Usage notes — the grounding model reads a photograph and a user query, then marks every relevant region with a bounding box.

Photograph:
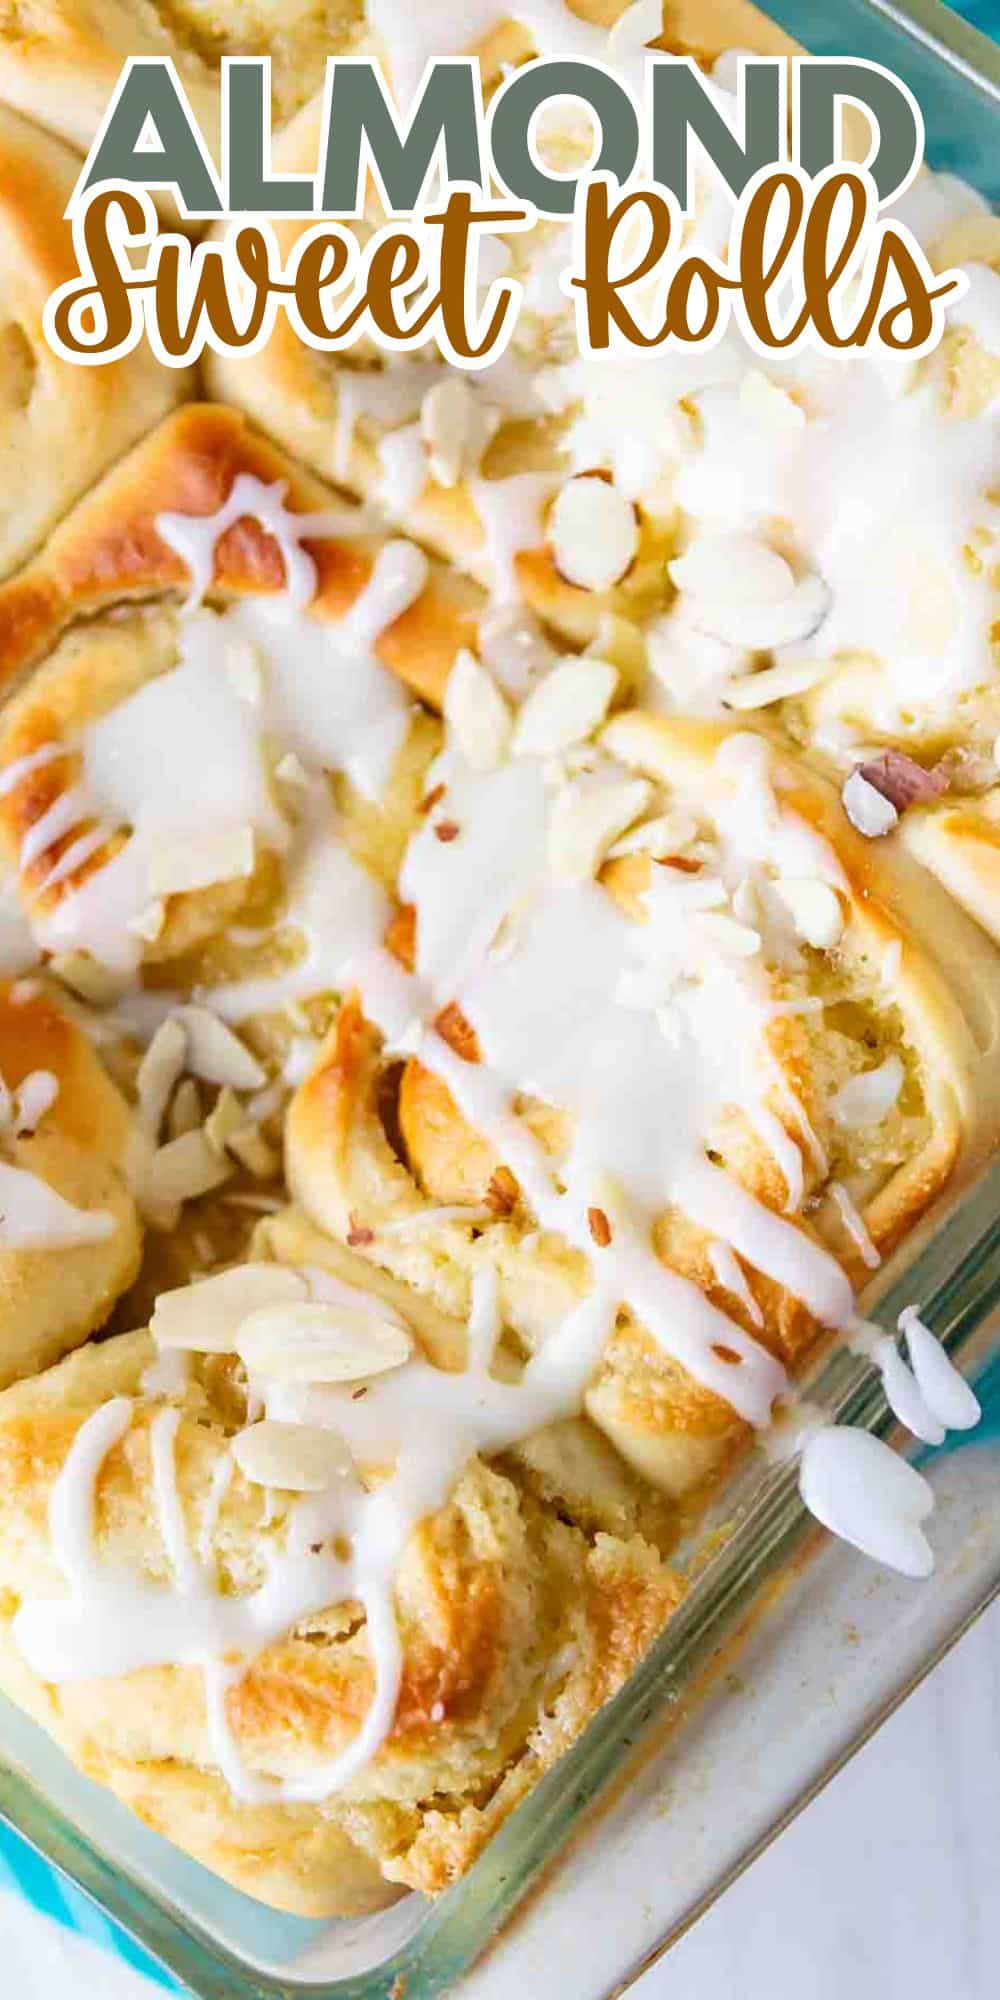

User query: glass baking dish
[2,2,1000,1994]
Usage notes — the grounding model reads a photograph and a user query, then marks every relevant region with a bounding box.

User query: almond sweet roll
[285,697,1000,1507]
[206,0,751,646]
[0,403,479,1281]
[0,1272,683,1911]
[0,407,689,1911]
[0,5,995,1911]
[206,0,1000,944]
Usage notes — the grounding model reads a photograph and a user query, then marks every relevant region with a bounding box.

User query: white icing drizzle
[7,480,426,972]
[197,1451,233,1566]
[45,1397,134,1578]
[156,474,374,613]
[206,783,390,1024]
[0,1160,113,1247]
[470,473,558,601]
[664,303,1000,730]
[20,788,89,873]
[13,1274,620,1801]
[0,744,64,798]
[830,1181,882,1270]
[349,730,856,1422]
[799,1426,935,1579]
[140,1346,191,1401]
[6,59,993,1805]
[826,1308,980,1475]
[708,1240,763,1327]
[150,1408,202,1594]
[849,1317,944,1447]
[38,825,112,894]
[898,1307,982,1432]
[220,539,423,801]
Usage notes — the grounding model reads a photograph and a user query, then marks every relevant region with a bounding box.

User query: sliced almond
[587,608,646,683]
[143,1129,233,1217]
[512,659,618,758]
[137,1016,187,1141]
[126,899,166,943]
[204,1085,245,1157]
[167,1075,202,1140]
[738,368,805,432]
[548,477,639,593]
[421,376,476,487]
[49,952,125,1005]
[692,911,761,958]
[227,1121,281,1180]
[152,1263,309,1352]
[608,810,698,860]
[169,1006,265,1090]
[670,531,830,649]
[237,1299,413,1384]
[223,638,263,707]
[275,750,309,789]
[858,749,948,812]
[231,1419,353,1492]
[722,657,832,708]
[479,606,558,697]
[148,825,255,899]
[731,877,760,928]
[670,532,794,606]
[842,769,899,838]
[12,1069,59,1135]
[443,648,512,771]
[548,778,652,881]
[772,877,844,950]
[606,0,662,62]
[832,1054,904,1128]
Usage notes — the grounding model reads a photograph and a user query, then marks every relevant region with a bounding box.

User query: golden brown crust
[0,981,142,1386]
[0,402,480,967]
[284,714,1000,1505]
[202,0,805,643]
[0,402,479,699]
[0,1326,683,1911]
[0,0,993,1914]
[0,102,190,581]
[901,794,1000,949]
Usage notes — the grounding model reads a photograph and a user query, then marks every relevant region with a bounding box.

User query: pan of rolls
[0,0,997,1925]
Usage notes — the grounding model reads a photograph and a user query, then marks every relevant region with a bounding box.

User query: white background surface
[4,1594,998,2000]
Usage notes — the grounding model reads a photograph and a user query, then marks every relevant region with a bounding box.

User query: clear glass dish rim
[2,3,1000,1995]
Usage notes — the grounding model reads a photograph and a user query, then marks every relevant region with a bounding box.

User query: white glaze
[0,1161,113,1247]
[4,28,991,1805]
[799,1427,935,1579]
[7,478,426,973]
[14,1274,619,1803]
